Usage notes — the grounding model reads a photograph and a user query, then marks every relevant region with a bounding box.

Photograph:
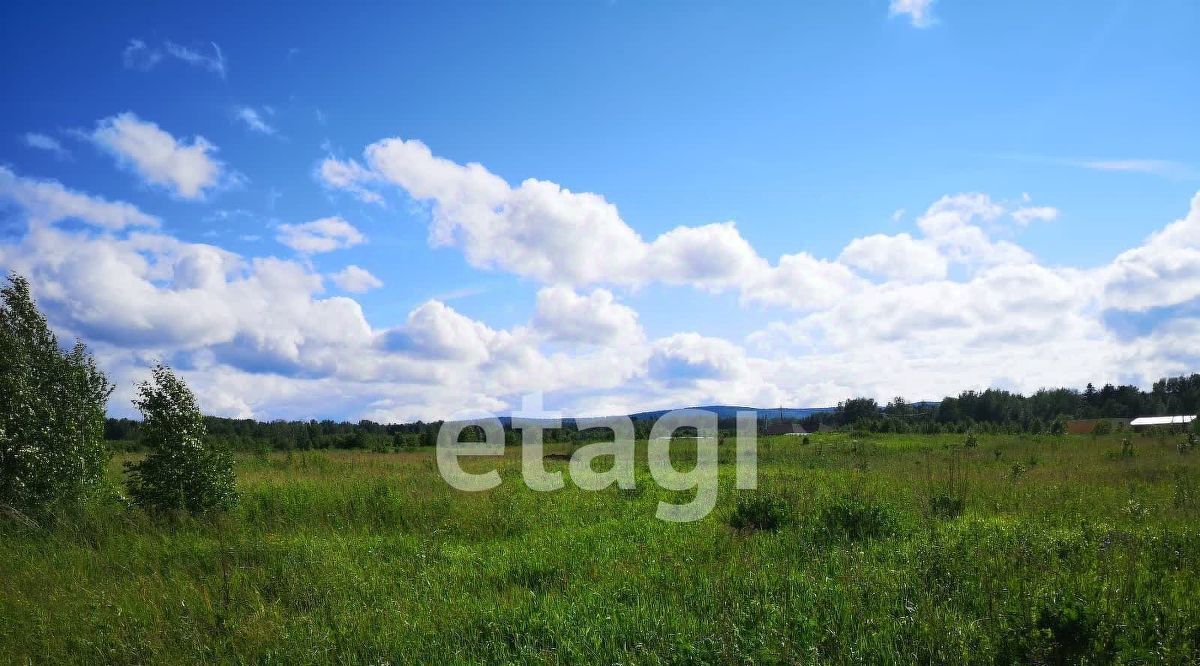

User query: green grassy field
[2,432,1199,664]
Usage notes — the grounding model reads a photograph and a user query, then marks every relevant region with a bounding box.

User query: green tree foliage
[0,273,112,518]
[838,397,881,426]
[124,364,236,514]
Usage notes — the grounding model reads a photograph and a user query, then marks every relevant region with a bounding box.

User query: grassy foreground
[2,432,1199,664]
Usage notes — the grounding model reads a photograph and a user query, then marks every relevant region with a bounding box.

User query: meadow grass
[2,432,1199,664]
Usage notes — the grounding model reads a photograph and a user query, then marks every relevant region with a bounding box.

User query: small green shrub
[964,432,978,448]
[817,495,899,541]
[1031,596,1101,663]
[1179,433,1197,454]
[729,492,788,532]
[1123,498,1149,521]
[928,489,966,520]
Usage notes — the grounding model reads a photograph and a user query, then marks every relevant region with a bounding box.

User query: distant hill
[626,405,837,422]
[491,405,838,428]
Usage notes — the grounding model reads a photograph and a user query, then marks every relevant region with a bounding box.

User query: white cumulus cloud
[839,232,946,282]
[330,265,383,293]
[534,286,643,346]
[88,112,228,199]
[0,166,159,230]
[276,216,365,254]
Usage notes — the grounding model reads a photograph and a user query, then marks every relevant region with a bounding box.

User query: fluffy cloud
[276,216,365,254]
[322,138,751,288]
[645,222,767,291]
[88,113,228,199]
[323,138,871,308]
[916,193,1033,268]
[534,286,643,346]
[0,166,159,230]
[317,158,383,204]
[889,0,936,28]
[741,252,865,310]
[649,333,745,384]
[320,139,1071,314]
[1102,193,1200,310]
[386,300,495,363]
[1012,205,1059,225]
[838,232,946,282]
[330,265,383,293]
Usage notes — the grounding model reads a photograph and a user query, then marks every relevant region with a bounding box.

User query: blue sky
[1,0,1198,421]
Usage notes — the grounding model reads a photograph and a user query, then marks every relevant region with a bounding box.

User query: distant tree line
[105,415,632,452]
[100,374,1200,452]
[810,376,1200,434]
[106,416,442,453]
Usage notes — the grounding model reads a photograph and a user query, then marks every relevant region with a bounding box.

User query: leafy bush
[817,495,899,541]
[1031,596,1101,663]
[729,492,788,531]
[928,489,966,520]
[964,432,978,448]
[1180,433,1197,455]
[124,364,237,515]
[0,274,113,519]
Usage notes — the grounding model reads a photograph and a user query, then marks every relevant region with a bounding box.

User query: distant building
[1066,418,1130,435]
[763,421,809,436]
[1130,415,1196,430]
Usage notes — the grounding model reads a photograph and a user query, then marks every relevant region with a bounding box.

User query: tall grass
[1,433,1198,663]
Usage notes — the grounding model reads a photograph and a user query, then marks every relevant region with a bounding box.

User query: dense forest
[104,374,1200,451]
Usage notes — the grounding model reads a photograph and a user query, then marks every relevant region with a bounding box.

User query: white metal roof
[1130,415,1196,426]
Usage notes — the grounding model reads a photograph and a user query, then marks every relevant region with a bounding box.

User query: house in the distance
[1130,415,1196,431]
